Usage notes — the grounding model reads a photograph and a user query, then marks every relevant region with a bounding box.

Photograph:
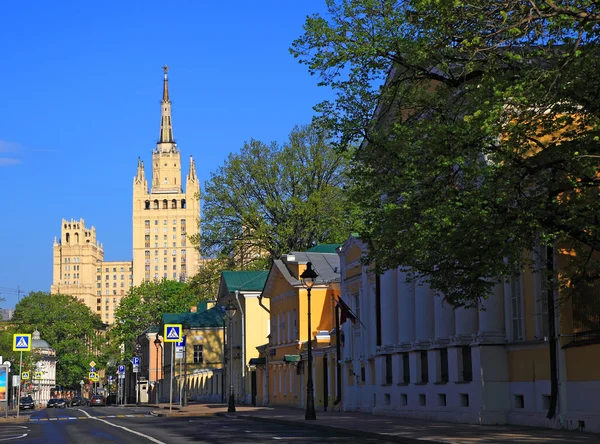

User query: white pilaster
[381,270,398,346]
[414,281,434,346]
[477,282,506,343]
[434,294,455,345]
[398,271,416,345]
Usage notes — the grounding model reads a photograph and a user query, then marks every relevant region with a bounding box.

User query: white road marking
[77,409,166,444]
[49,418,57,421]
[0,425,29,442]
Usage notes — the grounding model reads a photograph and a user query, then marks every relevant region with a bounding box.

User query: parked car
[90,395,106,407]
[47,398,58,408]
[54,398,67,409]
[19,396,35,410]
[70,396,86,407]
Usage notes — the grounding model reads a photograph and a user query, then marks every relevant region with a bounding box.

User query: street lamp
[154,334,162,404]
[135,342,142,406]
[225,299,237,413]
[300,262,318,420]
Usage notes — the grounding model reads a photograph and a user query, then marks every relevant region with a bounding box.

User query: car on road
[19,396,35,410]
[55,398,67,408]
[46,398,58,408]
[90,395,106,406]
[70,396,86,407]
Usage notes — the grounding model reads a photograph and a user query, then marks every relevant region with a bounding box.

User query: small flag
[337,297,357,325]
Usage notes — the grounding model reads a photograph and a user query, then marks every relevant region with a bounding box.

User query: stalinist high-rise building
[132,66,201,285]
[52,67,201,322]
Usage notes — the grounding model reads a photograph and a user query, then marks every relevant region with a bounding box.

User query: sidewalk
[149,402,600,443]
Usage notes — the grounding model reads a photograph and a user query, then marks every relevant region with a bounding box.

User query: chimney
[190,306,197,313]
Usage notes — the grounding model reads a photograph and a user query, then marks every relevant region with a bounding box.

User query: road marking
[49,418,57,421]
[77,409,166,444]
[30,414,151,422]
[0,425,29,442]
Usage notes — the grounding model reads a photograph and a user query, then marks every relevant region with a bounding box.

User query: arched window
[163,200,168,209]
[181,199,186,209]
[66,233,70,243]
[171,199,177,209]
[145,200,150,210]
[153,200,159,209]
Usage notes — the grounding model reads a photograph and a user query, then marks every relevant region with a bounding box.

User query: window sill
[434,381,448,385]
[414,382,428,386]
[455,381,472,384]
[380,383,393,387]
[396,382,410,386]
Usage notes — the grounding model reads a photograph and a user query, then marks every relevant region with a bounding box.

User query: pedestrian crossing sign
[21,372,30,380]
[89,372,97,380]
[34,372,42,380]
[164,324,182,342]
[13,334,31,351]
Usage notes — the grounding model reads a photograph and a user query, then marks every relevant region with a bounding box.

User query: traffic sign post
[164,324,182,413]
[13,334,31,418]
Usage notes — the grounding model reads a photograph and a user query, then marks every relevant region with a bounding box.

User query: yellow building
[217,270,269,406]
[337,234,600,433]
[160,304,227,404]
[255,249,340,411]
[132,66,201,286]
[51,68,202,322]
[51,218,133,324]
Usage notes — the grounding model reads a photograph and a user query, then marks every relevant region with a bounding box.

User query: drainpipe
[333,303,342,407]
[234,290,246,403]
[546,244,558,419]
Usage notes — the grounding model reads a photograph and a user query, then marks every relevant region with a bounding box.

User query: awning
[284,354,301,363]
[249,358,266,365]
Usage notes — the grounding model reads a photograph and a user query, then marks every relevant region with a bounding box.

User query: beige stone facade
[51,67,201,322]
[51,218,133,324]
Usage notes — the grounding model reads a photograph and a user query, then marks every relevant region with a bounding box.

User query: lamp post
[135,342,142,406]
[225,300,237,413]
[154,334,161,404]
[300,262,318,420]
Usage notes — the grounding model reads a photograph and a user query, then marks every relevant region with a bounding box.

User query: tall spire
[158,65,175,149]
[187,155,197,182]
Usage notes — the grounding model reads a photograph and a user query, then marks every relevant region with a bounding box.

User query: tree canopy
[195,123,358,265]
[10,292,106,388]
[111,279,195,355]
[292,0,600,307]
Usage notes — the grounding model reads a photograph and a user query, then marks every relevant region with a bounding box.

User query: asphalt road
[4,406,390,443]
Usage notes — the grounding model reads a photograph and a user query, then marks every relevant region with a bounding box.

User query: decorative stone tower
[31,329,57,407]
[132,66,201,285]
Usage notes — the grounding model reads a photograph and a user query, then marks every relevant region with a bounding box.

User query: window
[439,348,449,383]
[385,355,393,385]
[154,220,158,225]
[511,274,524,341]
[420,351,428,383]
[194,345,202,364]
[402,353,410,384]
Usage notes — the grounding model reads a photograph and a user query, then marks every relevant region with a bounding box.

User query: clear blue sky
[0,1,333,308]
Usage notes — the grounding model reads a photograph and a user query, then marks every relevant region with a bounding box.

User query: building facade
[254,251,340,411]
[217,270,270,405]
[132,66,201,286]
[337,235,600,433]
[51,218,133,323]
[51,68,201,322]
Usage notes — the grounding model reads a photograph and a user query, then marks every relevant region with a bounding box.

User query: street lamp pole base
[228,392,236,413]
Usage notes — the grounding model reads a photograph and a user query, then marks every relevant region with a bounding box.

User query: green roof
[162,305,226,329]
[222,270,268,292]
[306,244,342,253]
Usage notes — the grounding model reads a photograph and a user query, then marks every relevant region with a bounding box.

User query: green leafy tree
[11,292,106,388]
[194,123,358,265]
[111,279,195,356]
[292,0,600,307]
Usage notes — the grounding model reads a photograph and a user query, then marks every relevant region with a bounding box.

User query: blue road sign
[89,367,96,372]
[117,365,125,374]
[108,376,113,382]
[131,357,140,366]
[175,335,186,347]
[164,324,182,342]
[13,334,31,351]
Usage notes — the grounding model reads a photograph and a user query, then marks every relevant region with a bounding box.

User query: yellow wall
[507,347,550,382]
[566,344,600,381]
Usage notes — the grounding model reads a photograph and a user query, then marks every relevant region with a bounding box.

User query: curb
[220,413,447,444]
